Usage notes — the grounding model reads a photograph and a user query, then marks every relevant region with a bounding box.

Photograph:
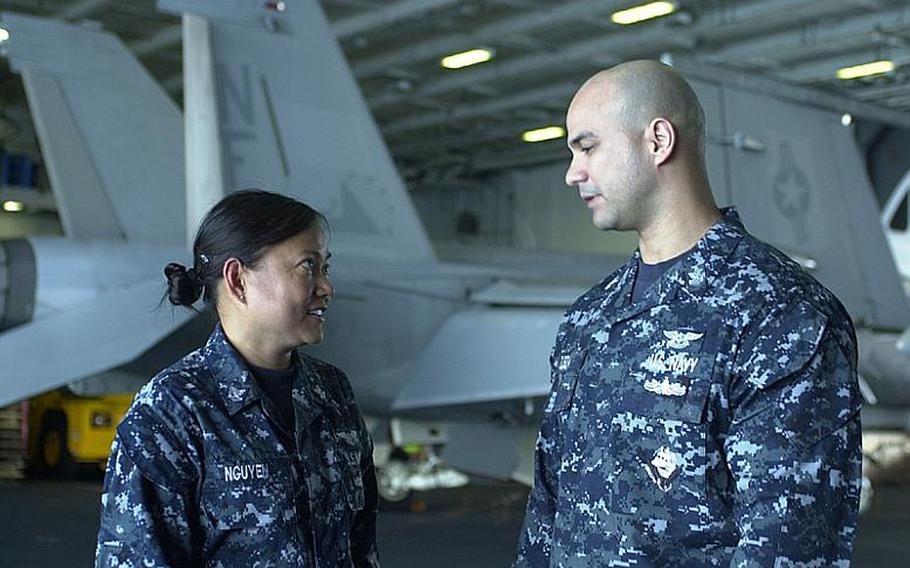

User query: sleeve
[95,401,202,568]
[725,300,863,567]
[336,370,380,568]
[514,368,564,567]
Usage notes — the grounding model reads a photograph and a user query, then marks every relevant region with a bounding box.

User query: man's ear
[648,117,676,167]
[222,258,247,304]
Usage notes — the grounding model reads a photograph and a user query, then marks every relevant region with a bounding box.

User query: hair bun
[164,262,203,306]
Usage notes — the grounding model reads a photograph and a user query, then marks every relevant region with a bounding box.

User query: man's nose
[565,156,587,187]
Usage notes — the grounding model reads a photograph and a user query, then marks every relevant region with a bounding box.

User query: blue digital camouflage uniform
[95,324,380,567]
[515,208,862,567]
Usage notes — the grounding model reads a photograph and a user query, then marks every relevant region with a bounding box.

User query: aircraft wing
[0,279,193,406]
[392,305,563,411]
[0,15,192,406]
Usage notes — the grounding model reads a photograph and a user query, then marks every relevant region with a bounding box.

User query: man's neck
[637,188,721,264]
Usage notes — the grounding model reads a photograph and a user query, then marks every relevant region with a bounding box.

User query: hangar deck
[1,476,907,567]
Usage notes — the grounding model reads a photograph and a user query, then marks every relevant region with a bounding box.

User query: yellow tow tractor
[26,388,133,476]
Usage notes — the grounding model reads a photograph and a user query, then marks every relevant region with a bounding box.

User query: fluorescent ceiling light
[837,60,894,80]
[841,113,853,127]
[611,2,677,25]
[3,200,24,212]
[523,126,565,143]
[0,27,9,42]
[441,48,494,70]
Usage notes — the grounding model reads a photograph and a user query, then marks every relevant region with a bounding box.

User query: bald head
[573,60,706,163]
[564,59,719,237]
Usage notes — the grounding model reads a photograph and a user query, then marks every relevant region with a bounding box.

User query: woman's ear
[222,258,247,304]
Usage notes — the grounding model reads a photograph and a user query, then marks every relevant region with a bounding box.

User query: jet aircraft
[1,1,909,492]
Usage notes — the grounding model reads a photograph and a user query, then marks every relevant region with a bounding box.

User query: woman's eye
[322,263,331,275]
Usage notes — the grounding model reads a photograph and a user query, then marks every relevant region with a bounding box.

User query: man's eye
[581,145,594,154]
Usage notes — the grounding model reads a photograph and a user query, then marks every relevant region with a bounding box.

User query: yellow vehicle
[26,388,133,476]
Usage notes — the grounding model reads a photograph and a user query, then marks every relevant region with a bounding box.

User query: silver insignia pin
[662,330,704,349]
[643,377,688,397]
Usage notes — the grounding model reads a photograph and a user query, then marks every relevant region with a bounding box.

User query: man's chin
[592,215,617,231]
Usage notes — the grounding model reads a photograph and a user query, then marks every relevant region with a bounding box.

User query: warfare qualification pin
[643,446,682,492]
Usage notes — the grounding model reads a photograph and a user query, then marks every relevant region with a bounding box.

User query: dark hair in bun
[164,262,204,307]
[164,189,327,309]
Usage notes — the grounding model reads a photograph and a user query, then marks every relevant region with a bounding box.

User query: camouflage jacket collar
[292,353,346,428]
[603,207,745,316]
[203,324,343,424]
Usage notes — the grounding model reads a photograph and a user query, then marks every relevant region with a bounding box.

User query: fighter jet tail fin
[158,0,435,260]
[0,14,185,243]
[671,60,910,331]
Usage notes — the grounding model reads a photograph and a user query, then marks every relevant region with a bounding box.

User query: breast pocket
[332,428,365,512]
[548,348,589,416]
[608,348,715,525]
[201,457,298,532]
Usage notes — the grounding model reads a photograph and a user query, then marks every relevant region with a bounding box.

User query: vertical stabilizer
[159,0,435,259]
[1,14,185,243]
[720,84,910,330]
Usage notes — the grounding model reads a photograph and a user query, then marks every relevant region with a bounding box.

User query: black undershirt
[250,361,296,436]
[631,251,688,302]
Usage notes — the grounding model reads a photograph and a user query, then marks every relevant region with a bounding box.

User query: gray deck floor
[1,474,906,567]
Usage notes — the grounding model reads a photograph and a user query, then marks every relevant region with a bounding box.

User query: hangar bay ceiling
[0,0,909,189]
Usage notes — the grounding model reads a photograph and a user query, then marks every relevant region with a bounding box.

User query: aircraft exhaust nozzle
[0,239,37,331]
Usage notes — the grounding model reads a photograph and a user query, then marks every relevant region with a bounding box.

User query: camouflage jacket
[515,209,862,567]
[95,324,379,568]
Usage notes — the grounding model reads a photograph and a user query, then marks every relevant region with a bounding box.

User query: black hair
[165,189,327,308]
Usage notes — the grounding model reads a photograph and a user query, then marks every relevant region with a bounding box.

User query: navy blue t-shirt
[631,251,689,302]
[250,361,296,438]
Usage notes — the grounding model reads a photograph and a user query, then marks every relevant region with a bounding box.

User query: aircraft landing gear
[377,459,411,502]
[376,446,469,503]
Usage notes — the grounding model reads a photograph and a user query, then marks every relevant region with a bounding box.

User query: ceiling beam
[774,48,910,83]
[882,93,910,106]
[333,0,464,40]
[705,7,910,66]
[469,143,566,173]
[55,0,114,21]
[365,0,846,111]
[130,24,182,58]
[382,81,576,135]
[401,137,569,172]
[389,114,564,157]
[51,0,463,64]
[853,81,910,100]
[351,0,630,78]
[668,54,910,129]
